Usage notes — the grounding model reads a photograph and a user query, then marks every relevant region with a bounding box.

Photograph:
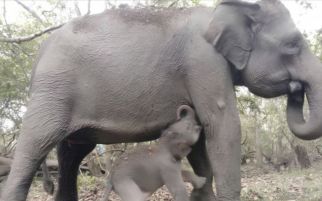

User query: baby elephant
[101,105,205,201]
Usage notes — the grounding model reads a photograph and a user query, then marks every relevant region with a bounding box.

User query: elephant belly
[68,116,174,144]
[68,67,191,144]
[68,89,187,144]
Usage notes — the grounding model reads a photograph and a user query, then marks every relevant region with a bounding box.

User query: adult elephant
[2,0,322,201]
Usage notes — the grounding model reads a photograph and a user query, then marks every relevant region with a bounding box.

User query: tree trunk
[294,145,311,169]
[255,112,263,167]
[104,145,113,175]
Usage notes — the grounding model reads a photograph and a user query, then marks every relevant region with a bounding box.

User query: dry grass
[27,160,322,201]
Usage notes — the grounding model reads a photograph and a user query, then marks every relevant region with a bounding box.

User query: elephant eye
[286,40,298,49]
[281,36,302,55]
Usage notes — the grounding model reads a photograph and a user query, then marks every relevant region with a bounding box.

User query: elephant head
[206,0,322,140]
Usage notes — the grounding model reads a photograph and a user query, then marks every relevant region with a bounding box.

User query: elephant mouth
[288,81,303,94]
[247,79,291,98]
[288,81,304,102]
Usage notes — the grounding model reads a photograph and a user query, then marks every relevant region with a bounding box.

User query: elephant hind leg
[187,131,216,201]
[55,139,96,201]
[0,97,72,201]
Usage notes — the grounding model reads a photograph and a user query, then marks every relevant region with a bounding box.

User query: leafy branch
[0,24,64,44]
[13,0,45,25]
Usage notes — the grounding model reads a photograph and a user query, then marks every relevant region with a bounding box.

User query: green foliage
[309,30,322,60]
[0,26,38,152]
[77,174,99,189]
[191,0,201,5]
[0,0,68,153]
[295,0,312,9]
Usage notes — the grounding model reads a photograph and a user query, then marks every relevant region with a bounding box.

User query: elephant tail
[100,174,113,201]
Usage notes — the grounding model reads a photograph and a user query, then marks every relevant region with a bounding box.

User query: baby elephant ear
[176,105,195,120]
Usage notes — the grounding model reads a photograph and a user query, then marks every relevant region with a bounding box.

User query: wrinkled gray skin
[101,105,205,201]
[2,0,322,200]
[0,161,53,195]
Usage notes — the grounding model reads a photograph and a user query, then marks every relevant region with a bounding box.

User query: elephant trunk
[287,50,322,140]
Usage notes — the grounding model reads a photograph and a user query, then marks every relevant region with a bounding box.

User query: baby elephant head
[162,105,201,160]
[175,105,201,144]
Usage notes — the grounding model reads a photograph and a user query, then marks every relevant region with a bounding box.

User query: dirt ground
[26,160,322,201]
[27,176,178,201]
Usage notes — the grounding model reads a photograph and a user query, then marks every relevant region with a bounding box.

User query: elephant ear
[205,0,260,70]
[176,105,195,120]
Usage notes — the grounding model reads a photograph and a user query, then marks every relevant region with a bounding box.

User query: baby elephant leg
[114,179,149,201]
[181,170,206,189]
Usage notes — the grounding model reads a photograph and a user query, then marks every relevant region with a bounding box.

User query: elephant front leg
[189,107,241,201]
[205,111,241,201]
[185,48,241,200]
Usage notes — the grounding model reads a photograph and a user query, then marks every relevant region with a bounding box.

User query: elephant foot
[190,188,217,201]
